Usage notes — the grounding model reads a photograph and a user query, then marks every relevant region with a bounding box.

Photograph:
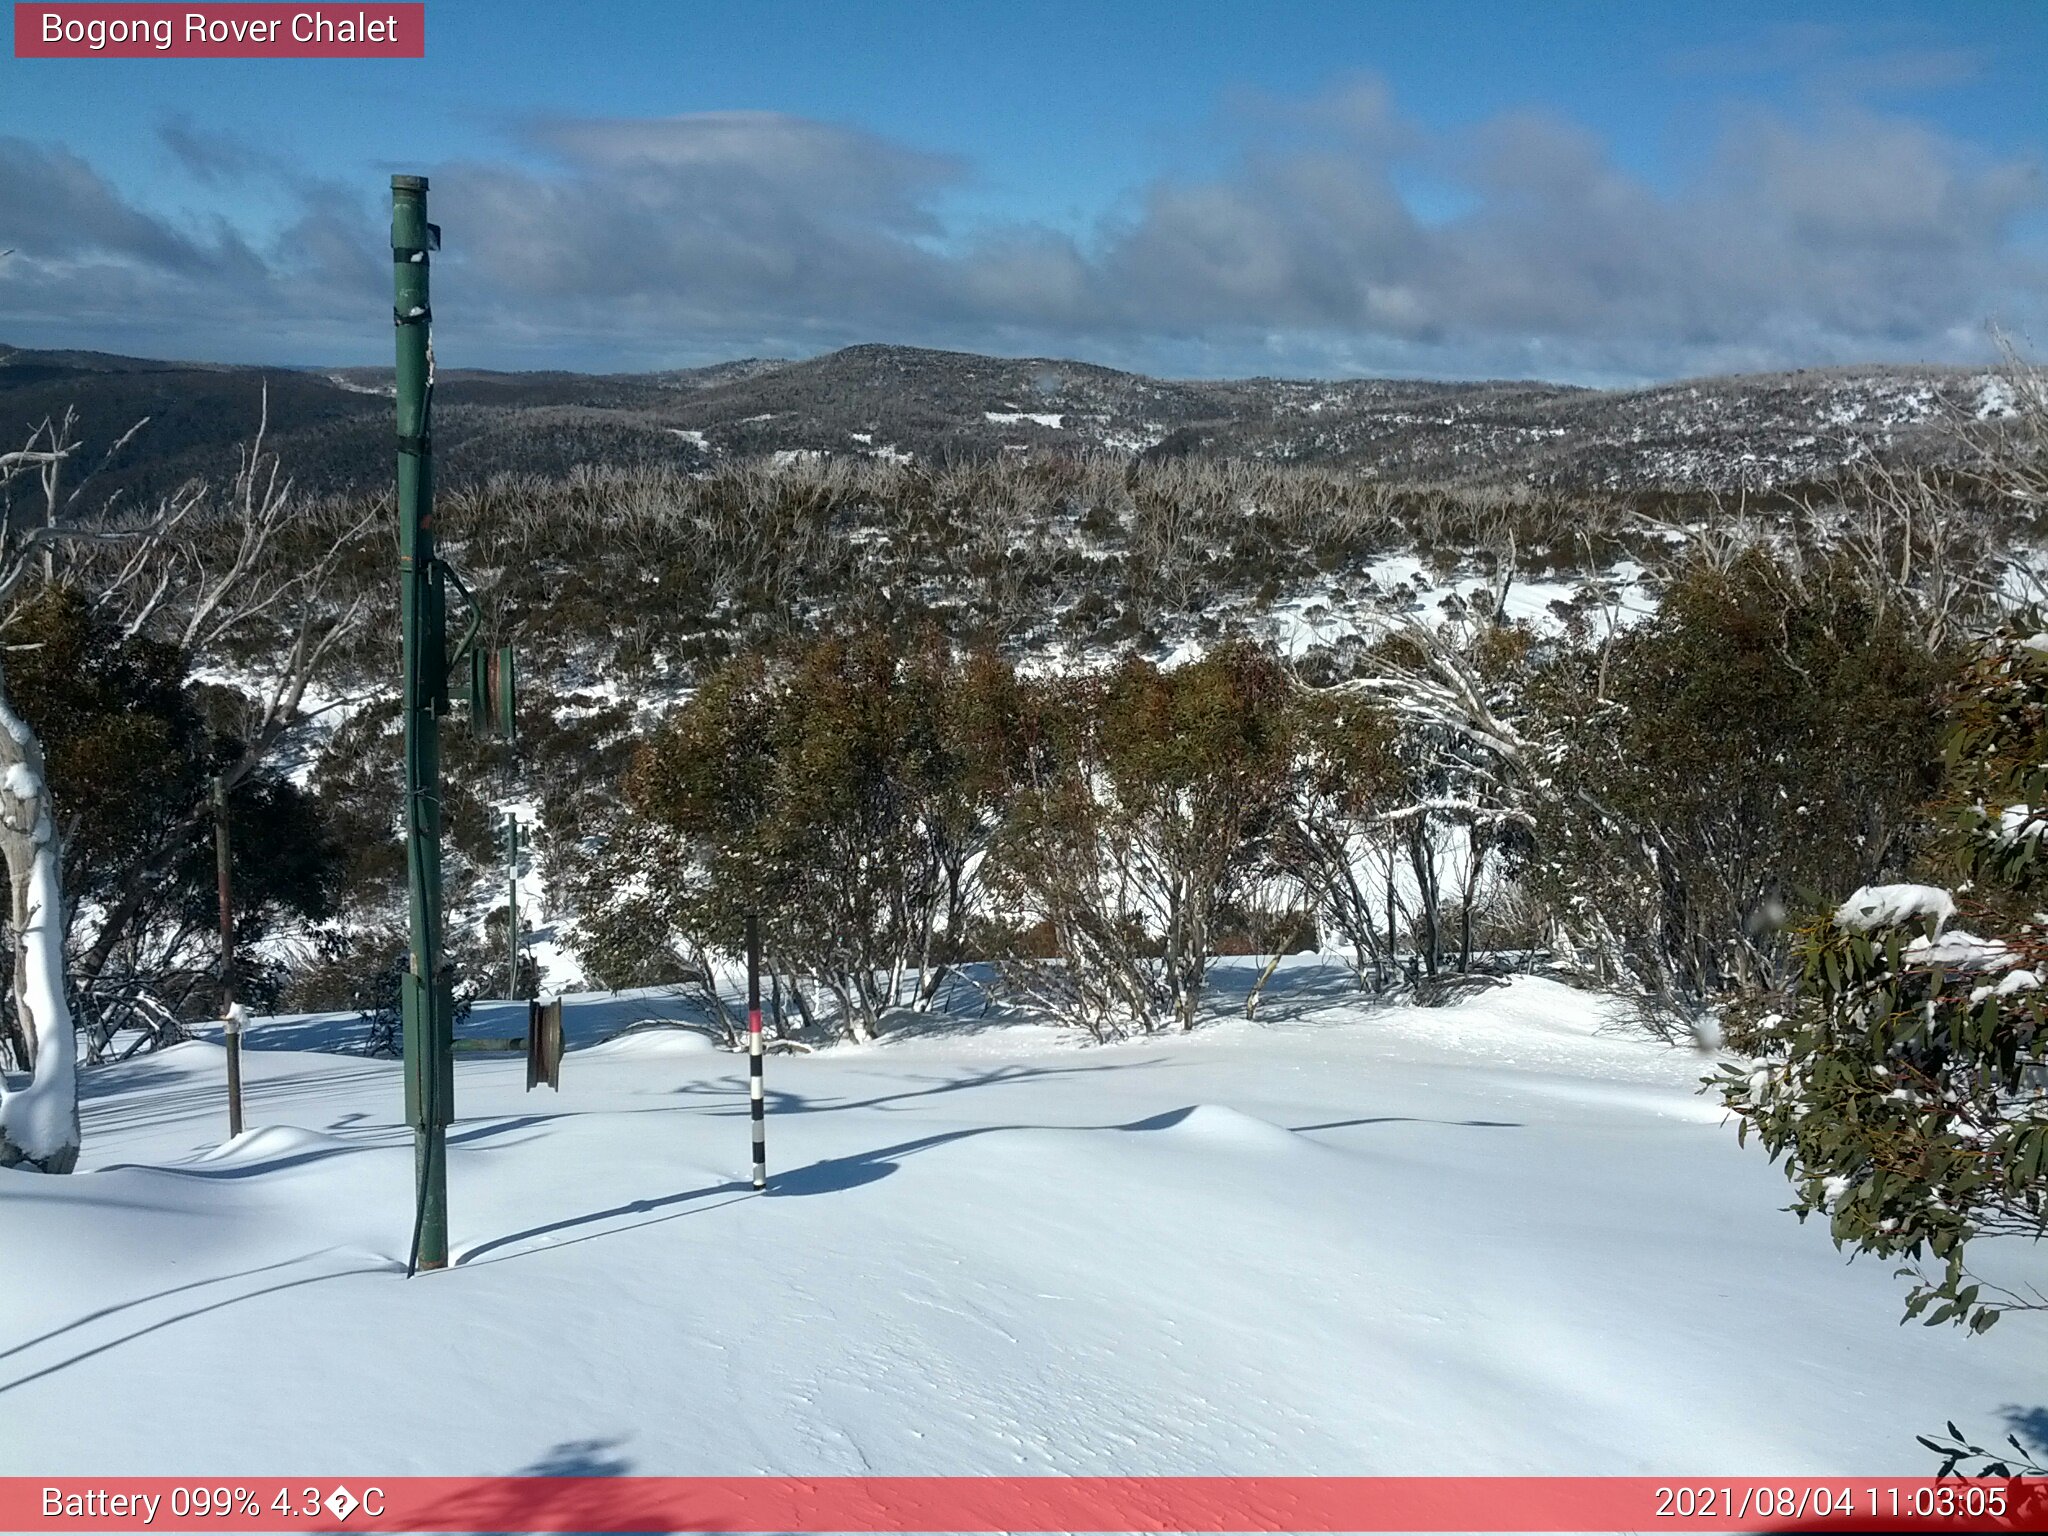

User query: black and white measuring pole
[747,914,766,1190]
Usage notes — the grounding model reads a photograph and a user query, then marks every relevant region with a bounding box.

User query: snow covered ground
[2,963,2037,1479]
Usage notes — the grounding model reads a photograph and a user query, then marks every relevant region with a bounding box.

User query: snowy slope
[1,964,2036,1479]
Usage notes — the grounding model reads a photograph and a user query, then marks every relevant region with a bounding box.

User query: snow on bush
[1832,883,1956,934]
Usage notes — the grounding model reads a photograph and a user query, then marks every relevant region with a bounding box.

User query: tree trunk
[1244,949,1284,1020]
[1408,819,1442,979]
[1179,896,1206,1030]
[1459,833,1483,974]
[823,974,873,1044]
[1386,861,1398,989]
[781,968,819,1035]
[0,670,80,1173]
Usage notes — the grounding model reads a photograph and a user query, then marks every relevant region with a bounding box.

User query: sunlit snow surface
[3,962,2037,1477]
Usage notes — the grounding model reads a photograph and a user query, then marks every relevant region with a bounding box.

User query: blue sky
[3,0,2044,382]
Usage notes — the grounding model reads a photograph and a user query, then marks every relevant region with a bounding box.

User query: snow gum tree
[1272,689,1406,989]
[0,422,101,1169]
[1716,621,2048,1331]
[1309,603,1545,987]
[621,628,1018,1041]
[994,643,1297,1035]
[0,403,363,1170]
[0,673,78,1171]
[0,587,339,1042]
[0,422,104,1169]
[1542,548,1951,1005]
[1098,644,1298,1028]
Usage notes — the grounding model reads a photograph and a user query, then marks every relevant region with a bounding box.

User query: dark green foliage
[359,455,1673,694]
[3,587,341,1023]
[313,688,513,919]
[7,586,198,906]
[992,643,1299,1035]
[1715,622,2048,1332]
[611,628,1018,1039]
[1272,688,1409,985]
[282,923,477,1049]
[1543,548,1952,1001]
[482,908,543,1000]
[1917,1421,2047,1479]
[570,813,699,995]
[25,377,2002,1054]
[305,699,407,914]
[282,925,410,1043]
[176,775,337,1010]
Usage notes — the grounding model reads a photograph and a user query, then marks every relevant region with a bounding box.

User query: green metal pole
[393,174,450,1274]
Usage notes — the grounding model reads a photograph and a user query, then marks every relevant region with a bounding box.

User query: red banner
[13,4,423,58]
[4,1476,2046,1533]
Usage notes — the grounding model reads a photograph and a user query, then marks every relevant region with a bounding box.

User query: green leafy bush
[1714,622,2048,1331]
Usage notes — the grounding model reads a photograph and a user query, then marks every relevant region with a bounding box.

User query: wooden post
[214,775,243,1138]
[747,914,765,1190]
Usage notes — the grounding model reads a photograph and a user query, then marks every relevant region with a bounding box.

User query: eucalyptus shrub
[1715,624,2048,1331]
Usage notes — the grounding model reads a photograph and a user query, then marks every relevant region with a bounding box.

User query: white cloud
[0,81,2041,383]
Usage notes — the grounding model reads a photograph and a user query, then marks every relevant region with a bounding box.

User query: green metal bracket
[426,560,451,717]
[440,557,484,679]
[496,645,517,743]
[467,641,518,742]
[467,645,490,722]
[401,969,454,1128]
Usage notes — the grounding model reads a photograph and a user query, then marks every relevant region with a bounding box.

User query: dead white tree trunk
[0,664,78,1171]
[0,409,180,1169]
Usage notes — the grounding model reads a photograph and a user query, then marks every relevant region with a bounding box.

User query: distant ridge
[0,340,2012,511]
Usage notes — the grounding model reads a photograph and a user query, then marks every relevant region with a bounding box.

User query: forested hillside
[2,340,2022,514]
